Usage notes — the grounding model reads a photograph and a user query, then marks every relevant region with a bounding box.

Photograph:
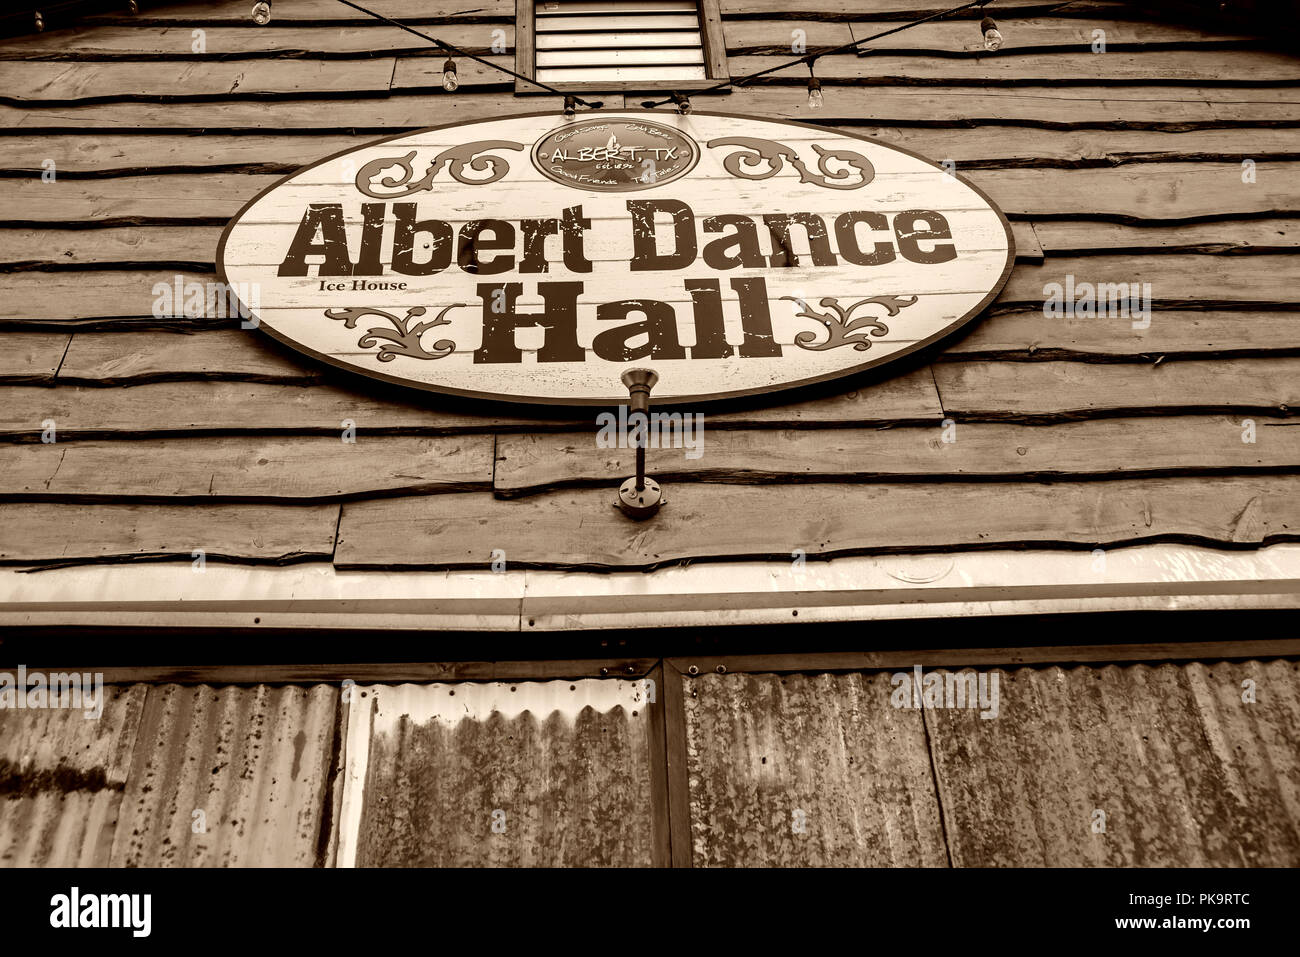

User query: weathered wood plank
[0,59,402,102]
[0,435,494,500]
[0,25,513,59]
[0,371,943,438]
[0,502,340,566]
[0,227,225,268]
[975,164,1300,221]
[843,17,1261,51]
[333,475,1300,569]
[86,0,514,21]
[0,93,571,131]
[723,19,854,53]
[4,128,1296,176]
[6,165,1295,226]
[701,86,1300,128]
[726,50,1300,85]
[0,332,68,382]
[493,416,1300,497]
[57,329,315,383]
[1,174,281,224]
[948,309,1300,359]
[720,0,1126,17]
[932,358,1300,419]
[0,271,224,323]
[0,381,538,437]
[3,87,1292,131]
[997,255,1300,308]
[1030,219,1300,254]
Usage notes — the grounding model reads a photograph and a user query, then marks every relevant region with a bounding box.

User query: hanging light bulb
[441,57,459,92]
[128,0,139,12]
[34,10,45,31]
[250,1,272,26]
[563,95,577,117]
[672,93,691,115]
[806,60,824,110]
[980,16,1003,52]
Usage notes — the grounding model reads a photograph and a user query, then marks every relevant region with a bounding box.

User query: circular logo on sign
[531,117,699,192]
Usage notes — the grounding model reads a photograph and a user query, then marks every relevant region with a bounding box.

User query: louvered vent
[534,0,708,84]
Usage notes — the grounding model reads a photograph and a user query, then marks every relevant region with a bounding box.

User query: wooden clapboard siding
[0,370,943,439]
[5,164,1296,225]
[0,4,1295,571]
[56,329,317,383]
[947,309,1300,359]
[333,476,1300,570]
[1,87,1293,130]
[3,127,1296,175]
[718,1,1130,18]
[1028,220,1300,254]
[696,86,1300,127]
[0,332,70,382]
[995,255,1300,307]
[727,50,1300,85]
[0,25,515,59]
[932,358,1300,419]
[0,227,227,269]
[0,435,495,500]
[492,417,1300,497]
[0,94,578,131]
[0,502,340,566]
[740,17,1259,53]
[85,0,515,23]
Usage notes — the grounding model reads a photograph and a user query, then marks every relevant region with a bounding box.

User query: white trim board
[2,542,1300,631]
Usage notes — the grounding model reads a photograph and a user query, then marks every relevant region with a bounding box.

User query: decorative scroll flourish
[353,141,525,198]
[783,295,919,352]
[705,137,874,190]
[325,304,462,362]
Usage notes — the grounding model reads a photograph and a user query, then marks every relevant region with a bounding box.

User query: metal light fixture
[615,369,665,520]
[34,10,45,31]
[980,16,1003,52]
[563,94,577,117]
[251,1,272,26]
[441,57,459,92]
[671,93,692,115]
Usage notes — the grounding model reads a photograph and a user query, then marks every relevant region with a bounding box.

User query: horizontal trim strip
[4,543,1300,631]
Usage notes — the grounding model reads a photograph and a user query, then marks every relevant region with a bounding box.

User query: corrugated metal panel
[111,683,338,867]
[683,672,948,866]
[926,660,1300,866]
[0,683,146,866]
[337,680,656,866]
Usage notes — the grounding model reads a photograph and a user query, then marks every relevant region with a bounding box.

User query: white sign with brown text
[217,110,1014,406]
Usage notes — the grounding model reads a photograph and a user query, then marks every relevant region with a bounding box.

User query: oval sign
[218,110,1014,406]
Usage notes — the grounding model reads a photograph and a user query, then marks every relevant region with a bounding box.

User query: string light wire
[331,0,604,108]
[322,0,1084,115]
[641,0,999,109]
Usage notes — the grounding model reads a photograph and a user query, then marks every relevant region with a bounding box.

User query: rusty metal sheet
[927,660,1300,866]
[337,680,656,866]
[683,671,948,866]
[0,683,146,867]
[110,683,338,867]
